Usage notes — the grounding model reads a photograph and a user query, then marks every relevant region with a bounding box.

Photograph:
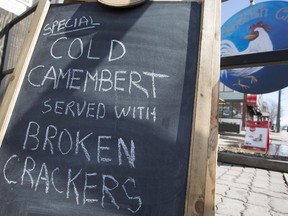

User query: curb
[218,152,288,173]
[219,132,245,138]
[284,173,288,184]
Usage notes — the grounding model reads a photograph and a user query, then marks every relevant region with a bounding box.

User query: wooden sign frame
[0,0,220,215]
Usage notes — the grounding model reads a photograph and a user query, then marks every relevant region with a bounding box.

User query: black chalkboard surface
[0,2,201,215]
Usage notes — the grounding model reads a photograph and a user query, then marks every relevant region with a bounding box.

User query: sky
[221,0,288,126]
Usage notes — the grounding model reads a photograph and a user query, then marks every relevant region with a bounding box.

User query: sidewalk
[216,130,288,216]
[216,162,288,216]
[218,130,288,172]
[219,129,288,147]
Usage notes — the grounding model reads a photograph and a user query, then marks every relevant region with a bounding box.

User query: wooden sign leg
[185,0,220,215]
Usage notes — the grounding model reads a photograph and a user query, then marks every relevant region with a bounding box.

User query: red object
[247,94,258,106]
[249,126,256,132]
[243,120,270,152]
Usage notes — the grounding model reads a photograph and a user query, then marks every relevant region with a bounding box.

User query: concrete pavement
[216,130,288,215]
[216,162,288,216]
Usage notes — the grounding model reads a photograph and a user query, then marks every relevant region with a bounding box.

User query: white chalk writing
[43,16,100,36]
[3,154,142,212]
[28,66,168,99]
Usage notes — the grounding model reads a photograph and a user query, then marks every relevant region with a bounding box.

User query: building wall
[219,82,245,131]
[0,1,39,72]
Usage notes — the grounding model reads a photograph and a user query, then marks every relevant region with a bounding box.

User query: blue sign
[221,1,288,94]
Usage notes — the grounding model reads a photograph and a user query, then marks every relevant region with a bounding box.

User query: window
[219,101,243,119]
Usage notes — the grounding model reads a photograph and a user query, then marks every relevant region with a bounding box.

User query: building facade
[219,83,269,133]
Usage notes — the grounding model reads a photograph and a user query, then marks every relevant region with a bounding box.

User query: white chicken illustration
[221,20,273,89]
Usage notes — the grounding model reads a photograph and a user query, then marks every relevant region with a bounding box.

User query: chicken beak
[245,32,257,41]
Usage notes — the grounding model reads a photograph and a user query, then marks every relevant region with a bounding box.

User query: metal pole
[276,90,281,133]
[0,32,10,80]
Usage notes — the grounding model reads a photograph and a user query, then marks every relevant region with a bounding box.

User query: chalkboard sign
[0,1,220,216]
